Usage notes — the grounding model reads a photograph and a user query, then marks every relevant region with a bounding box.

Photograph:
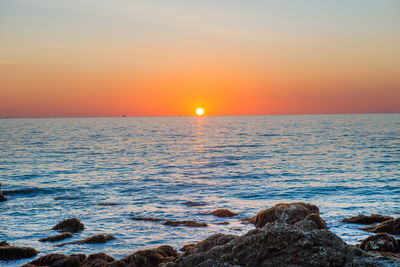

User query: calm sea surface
[1,114,399,266]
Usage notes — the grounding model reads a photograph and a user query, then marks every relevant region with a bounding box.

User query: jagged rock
[52,218,84,233]
[361,218,400,235]
[210,209,238,218]
[306,212,328,229]
[27,253,87,266]
[180,244,197,253]
[163,220,208,227]
[39,233,73,242]
[250,202,326,229]
[342,214,394,224]
[0,245,38,260]
[360,233,400,252]
[132,217,163,222]
[56,234,116,247]
[167,222,385,267]
[122,245,178,267]
[82,253,116,267]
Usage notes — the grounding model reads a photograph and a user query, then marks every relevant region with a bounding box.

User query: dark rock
[306,212,328,229]
[39,233,73,242]
[191,233,237,254]
[215,222,230,225]
[0,194,6,202]
[184,201,207,207]
[81,253,116,266]
[52,218,84,233]
[131,217,163,222]
[209,209,238,218]
[250,202,323,228]
[361,218,400,235]
[56,234,116,247]
[368,251,400,260]
[342,214,394,224]
[180,244,197,253]
[360,233,400,252]
[122,245,178,267]
[163,220,208,227]
[0,241,9,246]
[168,222,385,267]
[0,245,38,260]
[28,253,86,266]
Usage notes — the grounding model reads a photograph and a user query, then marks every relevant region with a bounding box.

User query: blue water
[0,114,399,266]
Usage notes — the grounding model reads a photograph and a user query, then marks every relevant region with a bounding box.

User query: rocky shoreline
[1,201,400,266]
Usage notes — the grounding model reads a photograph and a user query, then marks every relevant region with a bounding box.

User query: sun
[196,107,204,116]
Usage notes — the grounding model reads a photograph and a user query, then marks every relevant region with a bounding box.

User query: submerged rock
[132,217,163,222]
[163,220,208,227]
[167,221,384,267]
[209,209,238,218]
[342,214,393,224]
[360,233,400,252]
[0,245,38,261]
[122,245,178,267]
[39,233,73,242]
[361,218,400,235]
[0,183,6,202]
[250,202,327,229]
[52,218,84,233]
[56,234,116,247]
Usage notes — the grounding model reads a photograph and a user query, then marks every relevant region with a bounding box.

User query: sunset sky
[1,0,399,117]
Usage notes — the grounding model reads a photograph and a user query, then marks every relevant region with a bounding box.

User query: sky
[0,0,399,117]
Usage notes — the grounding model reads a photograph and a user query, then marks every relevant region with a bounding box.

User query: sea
[1,114,399,266]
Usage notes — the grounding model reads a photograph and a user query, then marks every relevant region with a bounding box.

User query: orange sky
[0,0,399,117]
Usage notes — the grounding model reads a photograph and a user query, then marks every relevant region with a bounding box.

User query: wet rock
[0,241,9,246]
[250,202,324,228]
[0,193,6,202]
[342,214,394,224]
[39,233,73,242]
[361,218,400,235]
[368,251,400,260]
[185,201,207,207]
[0,245,38,260]
[131,217,163,222]
[359,233,400,252]
[52,218,84,233]
[97,202,119,206]
[215,222,230,225]
[306,212,328,229]
[180,244,196,253]
[56,234,116,247]
[82,253,115,266]
[209,209,238,218]
[122,245,178,267]
[168,222,385,267]
[27,253,87,266]
[163,220,208,227]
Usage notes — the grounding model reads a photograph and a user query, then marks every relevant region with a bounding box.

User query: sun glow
[196,108,204,116]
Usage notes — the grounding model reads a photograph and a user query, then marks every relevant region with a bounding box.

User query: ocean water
[0,114,399,266]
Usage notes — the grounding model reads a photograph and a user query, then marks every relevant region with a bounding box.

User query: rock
[39,233,73,242]
[209,209,238,218]
[250,202,325,228]
[0,241,9,246]
[163,220,208,227]
[131,217,163,222]
[306,212,328,229]
[342,214,394,224]
[0,245,38,260]
[122,245,178,267]
[52,218,84,233]
[215,222,230,225]
[361,218,400,235]
[28,253,87,266]
[167,222,385,267]
[97,202,119,206]
[180,244,197,253]
[82,253,116,266]
[56,234,116,247]
[185,201,207,207]
[0,194,6,202]
[359,233,400,252]
[368,251,400,260]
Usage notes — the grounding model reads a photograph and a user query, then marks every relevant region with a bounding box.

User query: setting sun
[196,108,204,116]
